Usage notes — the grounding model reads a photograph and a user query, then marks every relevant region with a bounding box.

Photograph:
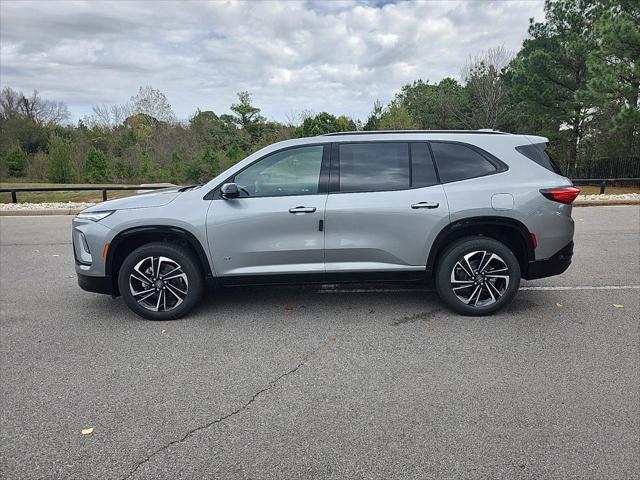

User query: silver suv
[72,131,578,320]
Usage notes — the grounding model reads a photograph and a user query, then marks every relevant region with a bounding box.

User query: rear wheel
[435,236,520,316]
[118,242,204,320]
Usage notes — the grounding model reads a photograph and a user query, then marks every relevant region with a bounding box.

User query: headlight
[76,210,115,222]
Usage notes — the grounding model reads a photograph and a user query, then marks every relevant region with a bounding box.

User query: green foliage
[4,147,28,177]
[84,147,109,183]
[0,9,636,186]
[297,112,352,136]
[378,102,418,130]
[47,136,74,183]
[585,1,640,139]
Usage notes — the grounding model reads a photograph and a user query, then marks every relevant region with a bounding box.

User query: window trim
[428,140,508,185]
[206,143,331,200]
[330,140,439,194]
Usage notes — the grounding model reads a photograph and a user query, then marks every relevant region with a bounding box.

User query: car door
[324,141,450,273]
[207,144,329,278]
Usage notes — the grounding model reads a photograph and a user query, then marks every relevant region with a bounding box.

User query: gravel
[1,193,639,211]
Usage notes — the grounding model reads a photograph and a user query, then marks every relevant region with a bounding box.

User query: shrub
[85,147,109,183]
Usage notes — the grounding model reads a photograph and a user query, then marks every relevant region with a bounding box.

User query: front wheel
[435,236,520,316]
[118,242,204,320]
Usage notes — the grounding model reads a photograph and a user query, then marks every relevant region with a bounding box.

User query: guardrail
[1,178,639,203]
[572,178,640,194]
[0,185,170,203]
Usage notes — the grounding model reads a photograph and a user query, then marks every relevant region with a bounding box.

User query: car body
[72,130,578,319]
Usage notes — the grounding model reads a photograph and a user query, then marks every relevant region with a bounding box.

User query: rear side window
[338,143,410,192]
[430,142,498,183]
[411,143,438,188]
[516,143,562,174]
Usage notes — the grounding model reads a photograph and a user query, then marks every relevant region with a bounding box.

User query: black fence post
[11,190,17,203]
[600,180,606,195]
[102,189,107,201]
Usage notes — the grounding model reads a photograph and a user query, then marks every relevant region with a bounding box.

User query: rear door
[324,141,450,274]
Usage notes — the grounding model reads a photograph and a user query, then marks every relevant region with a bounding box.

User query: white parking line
[317,285,640,294]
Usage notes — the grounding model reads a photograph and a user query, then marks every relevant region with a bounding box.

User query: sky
[0,0,545,124]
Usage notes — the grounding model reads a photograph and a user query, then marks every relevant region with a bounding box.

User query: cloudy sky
[0,0,544,123]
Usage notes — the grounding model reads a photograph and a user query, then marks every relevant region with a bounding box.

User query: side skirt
[217,270,429,287]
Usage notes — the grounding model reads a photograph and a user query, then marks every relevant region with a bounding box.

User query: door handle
[289,206,317,214]
[411,202,439,209]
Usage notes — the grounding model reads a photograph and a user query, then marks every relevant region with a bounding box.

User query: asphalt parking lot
[1,205,638,479]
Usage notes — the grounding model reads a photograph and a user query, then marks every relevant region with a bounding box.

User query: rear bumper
[524,241,573,280]
[77,273,114,295]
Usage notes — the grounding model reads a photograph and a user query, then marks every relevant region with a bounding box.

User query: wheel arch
[427,216,535,277]
[106,226,213,296]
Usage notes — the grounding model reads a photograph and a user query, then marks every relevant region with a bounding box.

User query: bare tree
[86,103,132,128]
[456,46,514,130]
[0,87,70,124]
[130,85,175,123]
[0,87,22,119]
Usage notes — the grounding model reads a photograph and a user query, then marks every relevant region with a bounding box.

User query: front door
[324,141,450,273]
[207,144,328,277]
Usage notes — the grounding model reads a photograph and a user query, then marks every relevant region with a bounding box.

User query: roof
[323,129,509,136]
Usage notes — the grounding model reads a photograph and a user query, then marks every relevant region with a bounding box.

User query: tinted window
[234,145,323,197]
[431,142,497,183]
[339,143,410,192]
[516,143,562,174]
[411,143,438,187]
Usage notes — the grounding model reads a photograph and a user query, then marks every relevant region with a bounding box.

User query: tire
[118,242,204,320]
[435,236,520,316]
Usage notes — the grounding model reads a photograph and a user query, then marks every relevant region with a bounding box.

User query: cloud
[0,0,544,123]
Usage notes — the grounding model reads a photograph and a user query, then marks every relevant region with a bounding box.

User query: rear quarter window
[516,143,562,174]
[430,142,499,183]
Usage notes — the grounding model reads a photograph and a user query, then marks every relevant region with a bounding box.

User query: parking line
[317,285,640,294]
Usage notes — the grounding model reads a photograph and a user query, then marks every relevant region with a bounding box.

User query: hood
[82,187,181,212]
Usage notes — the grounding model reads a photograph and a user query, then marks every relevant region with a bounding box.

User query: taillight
[540,186,581,204]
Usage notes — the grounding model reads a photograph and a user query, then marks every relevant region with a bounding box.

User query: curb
[574,200,640,207]
[0,209,83,216]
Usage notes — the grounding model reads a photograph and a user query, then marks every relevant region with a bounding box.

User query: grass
[0,182,139,204]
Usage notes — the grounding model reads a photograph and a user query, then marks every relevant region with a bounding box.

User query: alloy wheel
[129,256,189,312]
[450,250,510,307]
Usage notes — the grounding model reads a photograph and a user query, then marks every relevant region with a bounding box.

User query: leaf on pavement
[81,427,94,435]
[612,304,624,308]
[161,329,166,334]
[555,303,563,308]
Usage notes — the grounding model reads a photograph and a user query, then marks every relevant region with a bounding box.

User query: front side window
[339,142,410,192]
[234,145,324,197]
[431,142,497,183]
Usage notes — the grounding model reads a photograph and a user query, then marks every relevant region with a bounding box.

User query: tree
[297,112,343,136]
[130,86,175,123]
[508,0,606,173]
[85,147,109,183]
[459,46,514,129]
[378,102,418,130]
[585,0,640,151]
[230,91,264,128]
[363,100,384,130]
[395,78,466,129]
[47,136,74,182]
[4,147,28,177]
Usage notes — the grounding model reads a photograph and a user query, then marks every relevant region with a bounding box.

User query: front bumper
[77,273,114,295]
[524,241,573,280]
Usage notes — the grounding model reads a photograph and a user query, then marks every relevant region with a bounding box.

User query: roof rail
[323,129,509,136]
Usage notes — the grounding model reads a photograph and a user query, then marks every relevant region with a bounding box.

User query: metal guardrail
[0,185,170,203]
[572,178,640,194]
[1,178,638,203]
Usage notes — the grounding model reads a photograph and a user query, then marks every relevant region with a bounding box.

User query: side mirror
[221,182,240,199]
